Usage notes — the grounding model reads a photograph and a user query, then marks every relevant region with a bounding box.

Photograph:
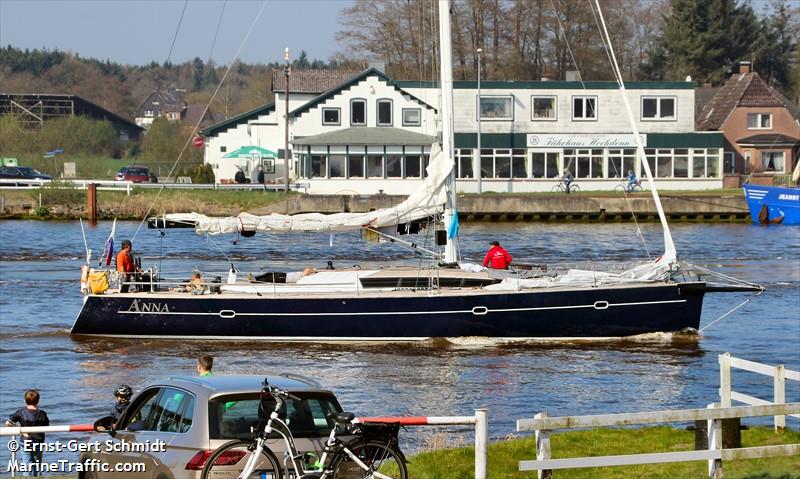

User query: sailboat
[743,161,800,225]
[71,1,761,341]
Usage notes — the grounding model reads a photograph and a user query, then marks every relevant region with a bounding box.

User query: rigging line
[166,0,190,66]
[131,0,270,242]
[699,292,761,332]
[549,0,586,90]
[208,0,228,63]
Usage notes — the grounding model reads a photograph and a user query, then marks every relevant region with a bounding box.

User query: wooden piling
[86,183,97,223]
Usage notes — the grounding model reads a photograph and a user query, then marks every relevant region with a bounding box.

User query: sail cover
[163,143,453,235]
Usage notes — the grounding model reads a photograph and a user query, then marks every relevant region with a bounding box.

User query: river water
[0,219,798,462]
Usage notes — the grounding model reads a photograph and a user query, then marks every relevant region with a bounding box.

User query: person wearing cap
[483,240,512,269]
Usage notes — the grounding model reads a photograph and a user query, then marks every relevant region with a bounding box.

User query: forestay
[164,143,452,235]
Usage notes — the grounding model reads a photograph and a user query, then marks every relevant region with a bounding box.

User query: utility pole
[284,47,291,193]
[476,48,482,194]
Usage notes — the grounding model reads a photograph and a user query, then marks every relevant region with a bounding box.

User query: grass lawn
[407,426,800,479]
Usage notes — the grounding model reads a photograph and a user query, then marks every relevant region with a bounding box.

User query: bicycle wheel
[200,439,283,479]
[329,440,408,479]
[551,184,564,192]
[571,184,580,192]
[614,185,625,193]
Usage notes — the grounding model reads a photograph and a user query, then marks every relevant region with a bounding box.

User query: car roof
[159,374,327,398]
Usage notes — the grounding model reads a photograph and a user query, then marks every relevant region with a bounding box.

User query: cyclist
[562,168,574,193]
[625,170,641,192]
[110,384,133,425]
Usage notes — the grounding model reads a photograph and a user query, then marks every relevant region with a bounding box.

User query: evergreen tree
[191,57,204,90]
[753,0,797,90]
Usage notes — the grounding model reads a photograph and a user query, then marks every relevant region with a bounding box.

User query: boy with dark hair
[5,389,50,476]
[197,355,213,376]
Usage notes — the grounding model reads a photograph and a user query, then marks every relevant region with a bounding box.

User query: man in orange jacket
[483,240,512,269]
[117,239,136,292]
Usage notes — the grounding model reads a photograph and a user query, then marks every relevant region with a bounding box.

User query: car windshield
[208,392,341,440]
[17,167,41,175]
[127,168,148,175]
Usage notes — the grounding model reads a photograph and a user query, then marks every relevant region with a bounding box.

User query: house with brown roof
[697,62,800,183]
[134,88,187,128]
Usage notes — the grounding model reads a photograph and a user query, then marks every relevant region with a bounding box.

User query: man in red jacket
[483,240,512,269]
[117,239,136,292]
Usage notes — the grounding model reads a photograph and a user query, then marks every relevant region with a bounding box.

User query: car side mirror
[93,415,117,437]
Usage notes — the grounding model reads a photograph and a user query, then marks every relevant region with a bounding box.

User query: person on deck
[116,240,137,293]
[483,240,512,270]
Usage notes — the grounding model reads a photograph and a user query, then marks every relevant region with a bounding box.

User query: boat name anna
[127,299,170,313]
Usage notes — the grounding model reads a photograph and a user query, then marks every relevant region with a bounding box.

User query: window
[531,96,557,120]
[479,96,513,120]
[405,155,422,178]
[530,152,560,178]
[402,108,421,126]
[152,388,194,433]
[691,149,721,178]
[479,149,527,178]
[674,149,689,178]
[386,154,402,177]
[144,110,154,117]
[564,149,603,178]
[607,149,636,178]
[747,113,772,129]
[322,108,340,125]
[123,388,161,431]
[761,151,785,172]
[311,155,327,178]
[209,393,341,440]
[572,96,597,120]
[348,155,364,178]
[329,155,346,178]
[220,146,227,153]
[642,97,676,120]
[377,99,393,126]
[723,151,735,174]
[351,99,366,126]
[367,155,383,177]
[455,149,473,178]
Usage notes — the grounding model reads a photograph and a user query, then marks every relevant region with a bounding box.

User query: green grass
[407,426,800,479]
[13,154,194,180]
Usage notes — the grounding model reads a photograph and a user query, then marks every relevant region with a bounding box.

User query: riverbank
[0,188,750,222]
[408,426,799,478]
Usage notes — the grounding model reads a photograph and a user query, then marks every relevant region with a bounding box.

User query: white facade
[202,71,723,194]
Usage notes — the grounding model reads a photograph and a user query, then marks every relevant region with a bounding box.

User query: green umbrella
[223,146,278,159]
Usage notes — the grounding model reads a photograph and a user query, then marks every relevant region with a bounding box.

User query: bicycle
[552,181,580,193]
[614,182,643,193]
[200,378,408,479]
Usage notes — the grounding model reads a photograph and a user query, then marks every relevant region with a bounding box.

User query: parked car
[0,166,52,180]
[115,166,157,183]
[79,374,344,479]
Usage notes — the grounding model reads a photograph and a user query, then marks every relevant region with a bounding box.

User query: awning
[223,146,278,159]
[737,133,799,147]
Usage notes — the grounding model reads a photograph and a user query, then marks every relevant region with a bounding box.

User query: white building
[202,68,724,193]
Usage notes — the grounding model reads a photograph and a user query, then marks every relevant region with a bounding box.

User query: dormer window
[747,113,772,129]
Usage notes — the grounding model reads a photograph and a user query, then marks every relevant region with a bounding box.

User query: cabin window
[329,155,346,178]
[747,113,772,129]
[351,99,366,126]
[530,152,560,178]
[572,96,597,120]
[402,108,421,126]
[479,96,513,121]
[761,151,785,172]
[607,149,636,178]
[531,96,557,120]
[348,155,364,178]
[377,100,393,126]
[641,97,676,120]
[322,108,340,125]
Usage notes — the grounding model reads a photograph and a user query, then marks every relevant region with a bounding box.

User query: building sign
[527,134,647,148]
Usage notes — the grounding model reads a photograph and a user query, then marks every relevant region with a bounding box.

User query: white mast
[593,0,677,266]
[438,0,459,263]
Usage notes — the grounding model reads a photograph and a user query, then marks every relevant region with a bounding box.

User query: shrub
[32,179,84,206]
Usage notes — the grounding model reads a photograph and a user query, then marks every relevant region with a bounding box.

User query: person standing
[483,240,512,270]
[197,355,213,376]
[5,389,50,477]
[116,240,136,293]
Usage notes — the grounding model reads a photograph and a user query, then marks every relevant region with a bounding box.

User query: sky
[0,0,354,66]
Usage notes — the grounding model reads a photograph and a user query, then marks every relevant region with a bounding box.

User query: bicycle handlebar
[262,378,302,402]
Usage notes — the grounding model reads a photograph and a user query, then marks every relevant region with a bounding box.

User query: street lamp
[476,48,482,194]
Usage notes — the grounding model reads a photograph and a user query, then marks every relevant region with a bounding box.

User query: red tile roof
[697,73,800,130]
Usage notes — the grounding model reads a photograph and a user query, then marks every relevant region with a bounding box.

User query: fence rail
[720,352,800,430]
[0,178,308,194]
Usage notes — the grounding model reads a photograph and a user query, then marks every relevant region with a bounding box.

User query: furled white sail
[163,143,452,235]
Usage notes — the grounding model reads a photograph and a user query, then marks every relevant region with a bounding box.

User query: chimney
[367,60,386,73]
[739,61,751,75]
[565,70,581,82]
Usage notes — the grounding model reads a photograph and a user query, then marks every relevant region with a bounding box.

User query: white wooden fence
[0,178,309,194]
[517,402,799,479]
[719,352,800,431]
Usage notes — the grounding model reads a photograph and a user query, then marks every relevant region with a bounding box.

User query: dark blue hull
[743,184,800,225]
[71,282,705,341]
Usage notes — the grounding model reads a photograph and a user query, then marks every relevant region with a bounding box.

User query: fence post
[474,408,488,479]
[86,183,97,223]
[707,403,723,479]
[719,353,731,407]
[774,364,786,431]
[535,411,552,479]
